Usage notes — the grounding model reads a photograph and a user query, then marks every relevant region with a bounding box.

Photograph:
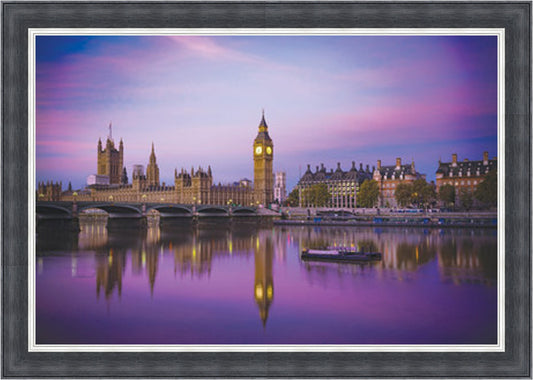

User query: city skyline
[36,34,498,191]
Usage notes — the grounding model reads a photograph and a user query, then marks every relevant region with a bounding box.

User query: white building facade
[274,171,286,204]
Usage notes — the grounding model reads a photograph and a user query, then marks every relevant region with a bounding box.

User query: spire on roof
[108,122,112,140]
[149,142,157,164]
[258,109,268,132]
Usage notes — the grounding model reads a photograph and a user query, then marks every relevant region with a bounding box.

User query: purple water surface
[36,221,497,345]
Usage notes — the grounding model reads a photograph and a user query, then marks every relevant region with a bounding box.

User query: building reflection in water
[78,218,108,250]
[58,219,495,322]
[95,247,125,300]
[294,226,496,285]
[74,218,277,324]
[436,230,497,285]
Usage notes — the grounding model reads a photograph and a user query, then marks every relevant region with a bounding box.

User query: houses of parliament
[39,113,275,206]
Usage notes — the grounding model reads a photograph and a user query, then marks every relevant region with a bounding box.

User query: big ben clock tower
[253,111,274,206]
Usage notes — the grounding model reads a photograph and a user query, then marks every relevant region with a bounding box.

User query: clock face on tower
[255,146,263,155]
[266,146,272,155]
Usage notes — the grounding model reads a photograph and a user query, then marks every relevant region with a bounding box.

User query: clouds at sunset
[35,34,498,189]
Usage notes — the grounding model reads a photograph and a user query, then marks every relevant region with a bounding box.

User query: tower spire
[149,142,156,164]
[108,121,112,140]
[258,109,268,132]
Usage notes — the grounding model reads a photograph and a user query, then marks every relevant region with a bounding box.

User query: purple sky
[35,35,498,191]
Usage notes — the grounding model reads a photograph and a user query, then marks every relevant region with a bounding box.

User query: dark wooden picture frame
[2,2,531,378]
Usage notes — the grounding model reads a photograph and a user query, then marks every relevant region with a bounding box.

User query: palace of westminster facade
[39,113,274,206]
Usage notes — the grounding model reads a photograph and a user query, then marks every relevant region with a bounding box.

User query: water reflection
[254,234,274,326]
[289,226,496,285]
[37,220,497,330]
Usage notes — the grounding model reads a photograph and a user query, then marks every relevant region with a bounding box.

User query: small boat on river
[301,248,382,262]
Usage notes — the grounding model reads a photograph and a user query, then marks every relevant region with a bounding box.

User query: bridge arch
[79,203,142,216]
[232,207,257,215]
[148,204,193,216]
[36,204,72,218]
[197,206,229,215]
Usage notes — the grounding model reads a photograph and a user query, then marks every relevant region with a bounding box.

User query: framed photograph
[3,2,531,378]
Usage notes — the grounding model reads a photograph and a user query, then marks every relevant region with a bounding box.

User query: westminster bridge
[36,201,262,229]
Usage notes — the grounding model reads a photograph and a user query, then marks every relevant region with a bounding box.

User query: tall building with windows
[297,162,373,208]
[435,151,496,193]
[373,158,424,207]
[253,111,274,206]
[274,172,286,204]
[97,123,123,185]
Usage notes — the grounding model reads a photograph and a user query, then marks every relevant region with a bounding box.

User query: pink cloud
[36,155,93,172]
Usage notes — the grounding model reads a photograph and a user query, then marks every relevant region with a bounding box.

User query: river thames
[36,219,497,345]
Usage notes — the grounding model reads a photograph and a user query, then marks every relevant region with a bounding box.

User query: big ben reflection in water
[254,232,274,327]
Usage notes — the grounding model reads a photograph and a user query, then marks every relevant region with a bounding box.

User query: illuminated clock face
[266,146,272,155]
[255,146,263,155]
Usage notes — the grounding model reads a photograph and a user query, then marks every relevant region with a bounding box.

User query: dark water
[36,219,497,345]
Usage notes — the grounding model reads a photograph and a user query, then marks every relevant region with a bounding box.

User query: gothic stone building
[435,151,496,194]
[60,113,275,206]
[97,124,124,185]
[37,181,63,201]
[297,161,373,208]
[372,158,425,208]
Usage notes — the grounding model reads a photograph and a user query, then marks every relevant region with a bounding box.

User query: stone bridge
[36,201,259,229]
